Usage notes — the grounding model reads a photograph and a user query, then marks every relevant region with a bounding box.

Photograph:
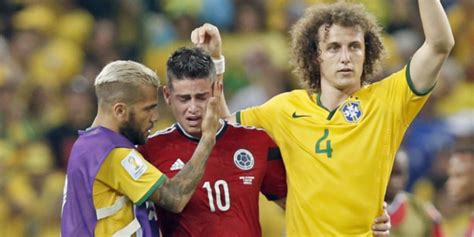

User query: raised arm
[409,0,454,93]
[191,23,237,123]
[149,95,221,213]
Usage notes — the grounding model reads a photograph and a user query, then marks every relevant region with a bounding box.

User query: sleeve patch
[121,150,148,180]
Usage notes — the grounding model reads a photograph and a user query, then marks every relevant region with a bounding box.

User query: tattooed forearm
[154,179,180,211]
[152,136,215,213]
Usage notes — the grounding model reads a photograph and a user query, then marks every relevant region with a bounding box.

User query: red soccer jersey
[139,122,287,237]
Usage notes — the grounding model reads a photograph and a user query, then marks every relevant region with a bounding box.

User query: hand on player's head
[190,23,222,59]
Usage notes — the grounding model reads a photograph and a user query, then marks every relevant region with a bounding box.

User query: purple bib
[61,126,159,237]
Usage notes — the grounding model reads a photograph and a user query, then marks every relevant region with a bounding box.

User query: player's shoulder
[227,121,266,132]
[274,89,308,100]
[149,125,177,138]
[365,64,408,89]
[256,90,311,112]
[145,125,178,145]
[226,122,273,139]
[106,147,141,163]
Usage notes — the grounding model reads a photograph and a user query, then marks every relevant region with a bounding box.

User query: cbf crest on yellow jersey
[237,64,432,236]
[340,101,363,123]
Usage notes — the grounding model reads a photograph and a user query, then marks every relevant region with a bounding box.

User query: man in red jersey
[139,46,287,237]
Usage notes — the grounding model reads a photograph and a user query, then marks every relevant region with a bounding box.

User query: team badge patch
[340,101,362,123]
[233,149,254,170]
[121,150,148,180]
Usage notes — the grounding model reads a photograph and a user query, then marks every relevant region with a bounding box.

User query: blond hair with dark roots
[94,60,160,109]
[290,2,385,92]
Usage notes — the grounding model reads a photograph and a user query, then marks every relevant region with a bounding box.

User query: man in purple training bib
[61,60,221,236]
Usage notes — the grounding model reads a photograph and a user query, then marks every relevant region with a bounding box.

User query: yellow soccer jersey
[93,148,166,236]
[237,65,431,236]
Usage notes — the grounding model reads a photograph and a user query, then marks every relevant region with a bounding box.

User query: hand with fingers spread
[190,23,222,59]
[201,81,222,140]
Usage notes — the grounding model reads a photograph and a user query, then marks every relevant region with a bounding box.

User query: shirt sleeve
[260,139,287,200]
[374,62,433,127]
[96,147,167,206]
[237,94,286,136]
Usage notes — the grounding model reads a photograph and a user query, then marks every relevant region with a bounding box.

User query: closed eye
[176,95,191,103]
[144,104,158,111]
[195,93,210,101]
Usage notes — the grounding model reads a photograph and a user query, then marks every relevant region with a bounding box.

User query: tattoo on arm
[152,138,215,213]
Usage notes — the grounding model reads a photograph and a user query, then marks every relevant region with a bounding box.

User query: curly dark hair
[166,47,216,90]
[290,2,385,92]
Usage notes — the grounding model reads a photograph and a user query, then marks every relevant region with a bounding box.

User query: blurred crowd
[0,0,472,236]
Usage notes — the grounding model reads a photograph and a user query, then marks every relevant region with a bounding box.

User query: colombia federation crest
[233,149,255,170]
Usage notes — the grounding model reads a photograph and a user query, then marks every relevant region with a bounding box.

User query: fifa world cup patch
[340,101,363,123]
[121,150,148,180]
[233,149,255,170]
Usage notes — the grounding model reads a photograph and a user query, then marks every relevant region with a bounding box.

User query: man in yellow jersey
[191,23,389,236]
[192,0,454,236]
[61,60,221,236]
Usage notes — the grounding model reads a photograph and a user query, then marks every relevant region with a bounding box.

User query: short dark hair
[166,47,216,90]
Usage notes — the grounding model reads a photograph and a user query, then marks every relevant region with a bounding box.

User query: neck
[319,80,360,110]
[90,110,119,132]
[319,92,346,111]
[319,89,357,111]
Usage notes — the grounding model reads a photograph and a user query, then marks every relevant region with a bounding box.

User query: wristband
[212,55,225,75]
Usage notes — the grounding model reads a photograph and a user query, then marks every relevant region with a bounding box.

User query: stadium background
[0,0,472,236]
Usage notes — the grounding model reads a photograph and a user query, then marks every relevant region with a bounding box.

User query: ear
[113,102,128,121]
[163,86,171,105]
